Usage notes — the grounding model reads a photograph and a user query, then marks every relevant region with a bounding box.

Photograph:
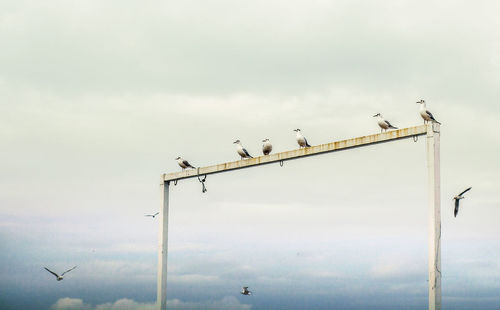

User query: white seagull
[175,157,195,170]
[44,266,77,281]
[373,113,398,132]
[293,129,311,148]
[417,100,441,124]
[453,187,472,217]
[262,139,272,155]
[240,286,252,295]
[233,140,253,159]
[145,212,159,218]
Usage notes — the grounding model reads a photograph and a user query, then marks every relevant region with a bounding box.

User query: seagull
[240,286,252,295]
[453,187,472,217]
[373,113,398,132]
[233,140,253,159]
[145,212,159,218]
[44,266,77,281]
[417,100,441,124]
[175,157,196,170]
[262,139,272,155]
[293,129,311,148]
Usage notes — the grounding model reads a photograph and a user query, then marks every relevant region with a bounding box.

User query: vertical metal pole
[157,181,169,310]
[427,123,441,310]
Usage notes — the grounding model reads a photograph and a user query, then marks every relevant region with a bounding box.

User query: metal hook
[279,160,284,167]
[413,135,418,142]
[197,174,207,193]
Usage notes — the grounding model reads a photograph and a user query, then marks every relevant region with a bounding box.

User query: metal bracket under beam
[163,124,428,182]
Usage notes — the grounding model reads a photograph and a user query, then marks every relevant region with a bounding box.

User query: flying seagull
[373,113,398,132]
[145,212,159,218]
[293,129,311,148]
[44,266,77,281]
[233,140,253,159]
[453,187,472,217]
[175,157,195,170]
[262,139,272,155]
[417,100,441,124]
[240,286,252,295]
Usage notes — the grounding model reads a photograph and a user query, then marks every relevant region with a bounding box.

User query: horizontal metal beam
[163,124,428,182]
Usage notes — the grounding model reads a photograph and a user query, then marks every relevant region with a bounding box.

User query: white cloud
[50,297,251,310]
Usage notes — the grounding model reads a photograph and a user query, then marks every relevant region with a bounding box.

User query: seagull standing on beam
[417,100,441,124]
[373,113,398,132]
[453,187,472,217]
[293,129,311,148]
[262,139,272,155]
[175,157,196,170]
[233,140,253,159]
[44,266,77,281]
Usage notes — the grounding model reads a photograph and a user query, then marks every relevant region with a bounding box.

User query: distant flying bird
[262,139,272,155]
[453,187,472,217]
[417,100,441,124]
[240,286,252,295]
[293,129,311,148]
[373,113,398,132]
[145,212,159,218]
[175,157,195,170]
[233,140,253,159]
[44,266,77,281]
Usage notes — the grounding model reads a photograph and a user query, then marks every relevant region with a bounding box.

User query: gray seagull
[417,100,441,124]
[145,212,159,218]
[373,113,398,132]
[454,187,472,217]
[262,139,272,155]
[44,266,77,281]
[175,157,195,170]
[233,140,253,159]
[240,286,252,295]
[293,129,311,148]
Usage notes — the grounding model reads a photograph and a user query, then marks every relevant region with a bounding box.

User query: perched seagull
[240,286,252,295]
[44,266,77,281]
[145,212,159,218]
[417,100,441,124]
[175,157,196,170]
[233,140,253,159]
[293,129,311,148]
[453,187,472,217]
[373,113,398,132]
[262,139,272,155]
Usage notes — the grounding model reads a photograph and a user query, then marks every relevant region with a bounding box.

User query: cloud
[50,297,251,310]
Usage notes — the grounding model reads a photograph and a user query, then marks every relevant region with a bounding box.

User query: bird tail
[390,126,398,129]
[306,142,311,147]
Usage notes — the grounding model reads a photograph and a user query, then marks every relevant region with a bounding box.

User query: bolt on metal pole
[426,123,441,310]
[157,181,169,310]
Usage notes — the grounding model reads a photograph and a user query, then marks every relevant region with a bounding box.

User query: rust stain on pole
[163,125,427,182]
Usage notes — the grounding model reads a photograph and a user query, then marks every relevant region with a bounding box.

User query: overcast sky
[1,0,500,309]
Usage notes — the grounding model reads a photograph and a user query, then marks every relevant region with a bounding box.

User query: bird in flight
[417,100,441,124]
[262,139,272,155]
[233,140,253,159]
[453,187,472,217]
[175,157,196,170]
[44,266,77,281]
[145,212,159,218]
[293,129,311,148]
[373,113,398,132]
[240,286,252,295]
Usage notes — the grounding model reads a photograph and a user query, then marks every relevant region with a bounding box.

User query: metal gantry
[157,123,442,310]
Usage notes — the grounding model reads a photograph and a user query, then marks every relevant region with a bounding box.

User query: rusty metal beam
[162,124,427,182]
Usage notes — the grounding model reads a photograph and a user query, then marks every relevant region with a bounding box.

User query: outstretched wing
[459,187,472,196]
[61,266,77,276]
[153,212,159,217]
[44,267,59,278]
[454,199,460,217]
